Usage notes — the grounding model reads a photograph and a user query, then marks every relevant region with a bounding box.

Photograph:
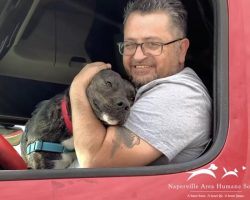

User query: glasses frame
[117,38,185,56]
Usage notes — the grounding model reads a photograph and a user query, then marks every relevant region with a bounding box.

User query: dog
[20,69,135,169]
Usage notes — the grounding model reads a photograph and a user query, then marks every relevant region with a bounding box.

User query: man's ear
[179,38,190,65]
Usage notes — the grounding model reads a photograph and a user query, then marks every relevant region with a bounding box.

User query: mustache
[130,61,154,66]
[130,57,155,66]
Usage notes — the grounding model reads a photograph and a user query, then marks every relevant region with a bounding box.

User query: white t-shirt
[124,67,212,164]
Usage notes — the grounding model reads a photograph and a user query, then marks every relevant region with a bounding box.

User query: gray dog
[20,69,135,169]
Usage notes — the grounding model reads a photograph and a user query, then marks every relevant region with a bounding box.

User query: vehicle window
[0,0,34,59]
[0,0,228,179]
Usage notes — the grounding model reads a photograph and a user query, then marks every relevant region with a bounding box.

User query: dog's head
[87,69,135,125]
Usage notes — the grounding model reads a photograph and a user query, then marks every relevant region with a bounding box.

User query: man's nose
[133,45,147,60]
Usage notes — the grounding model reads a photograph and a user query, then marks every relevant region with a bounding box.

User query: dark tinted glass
[0,0,127,124]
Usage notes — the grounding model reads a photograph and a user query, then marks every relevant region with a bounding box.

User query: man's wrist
[70,80,86,96]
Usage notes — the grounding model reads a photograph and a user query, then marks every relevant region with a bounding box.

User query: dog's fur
[20,69,135,169]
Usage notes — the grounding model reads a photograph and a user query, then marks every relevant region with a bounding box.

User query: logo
[186,164,247,181]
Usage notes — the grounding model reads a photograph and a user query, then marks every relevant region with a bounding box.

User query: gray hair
[124,0,187,37]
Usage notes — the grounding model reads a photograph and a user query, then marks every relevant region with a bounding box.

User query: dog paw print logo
[186,164,247,181]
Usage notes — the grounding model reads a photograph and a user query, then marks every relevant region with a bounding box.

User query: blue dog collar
[26,140,74,155]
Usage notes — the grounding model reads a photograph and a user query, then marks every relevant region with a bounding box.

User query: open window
[0,0,228,180]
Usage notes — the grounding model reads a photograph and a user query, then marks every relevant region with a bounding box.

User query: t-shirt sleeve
[124,82,211,162]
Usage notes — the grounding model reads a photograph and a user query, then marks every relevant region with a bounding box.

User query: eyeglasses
[117,38,185,56]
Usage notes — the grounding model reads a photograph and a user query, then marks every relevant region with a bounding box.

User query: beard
[124,57,159,88]
[126,69,158,88]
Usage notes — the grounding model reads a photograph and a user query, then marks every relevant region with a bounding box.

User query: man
[69,0,211,167]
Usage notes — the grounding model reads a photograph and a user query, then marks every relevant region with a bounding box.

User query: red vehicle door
[0,0,250,199]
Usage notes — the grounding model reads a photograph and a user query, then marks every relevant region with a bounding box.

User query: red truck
[0,0,250,199]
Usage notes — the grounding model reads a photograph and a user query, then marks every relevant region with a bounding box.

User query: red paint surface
[1,0,250,199]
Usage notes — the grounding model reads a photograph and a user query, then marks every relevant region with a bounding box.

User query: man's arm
[70,62,162,168]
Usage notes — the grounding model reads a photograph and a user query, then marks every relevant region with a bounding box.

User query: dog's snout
[116,99,129,111]
[125,105,129,111]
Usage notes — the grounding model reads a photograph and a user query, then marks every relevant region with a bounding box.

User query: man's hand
[70,62,111,90]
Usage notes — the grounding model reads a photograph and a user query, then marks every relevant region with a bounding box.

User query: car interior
[0,0,228,177]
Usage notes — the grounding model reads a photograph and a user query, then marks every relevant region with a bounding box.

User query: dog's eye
[105,81,112,87]
[129,95,135,102]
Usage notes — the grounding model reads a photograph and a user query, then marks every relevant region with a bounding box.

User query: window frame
[0,0,228,181]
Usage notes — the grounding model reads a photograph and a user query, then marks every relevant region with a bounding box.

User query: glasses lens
[118,41,165,56]
[124,42,137,55]
[143,42,162,56]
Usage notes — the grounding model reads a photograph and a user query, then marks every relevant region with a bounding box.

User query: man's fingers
[88,62,111,69]
[82,62,111,72]
[73,62,112,86]
[100,63,112,69]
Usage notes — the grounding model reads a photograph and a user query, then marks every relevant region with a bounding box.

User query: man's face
[123,11,189,87]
